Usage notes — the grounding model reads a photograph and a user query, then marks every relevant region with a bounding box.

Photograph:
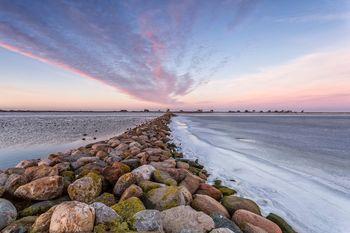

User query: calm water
[0,112,160,168]
[171,113,350,233]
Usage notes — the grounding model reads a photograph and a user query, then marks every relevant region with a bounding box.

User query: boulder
[233,209,282,233]
[120,184,143,201]
[24,165,58,181]
[132,209,163,232]
[153,170,177,186]
[161,205,215,233]
[211,213,242,233]
[196,183,223,201]
[145,186,190,211]
[49,201,95,233]
[266,213,297,233]
[222,195,261,215]
[53,162,71,173]
[113,172,137,196]
[1,216,37,233]
[150,158,176,169]
[15,159,38,169]
[0,186,4,197]
[211,228,235,233]
[242,223,269,233]
[121,159,140,169]
[102,166,123,184]
[68,172,102,203]
[0,198,17,230]
[19,196,69,217]
[92,192,116,206]
[138,180,165,192]
[14,176,64,200]
[179,172,203,194]
[90,202,121,224]
[4,174,28,195]
[213,180,236,196]
[176,161,190,169]
[191,194,230,218]
[111,197,145,221]
[112,161,131,173]
[0,173,8,186]
[132,165,156,181]
[31,205,57,233]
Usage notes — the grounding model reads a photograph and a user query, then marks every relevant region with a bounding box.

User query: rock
[0,198,17,230]
[132,209,163,232]
[242,223,269,233]
[191,194,230,218]
[0,173,8,186]
[138,180,165,192]
[49,201,95,233]
[120,184,143,201]
[4,174,28,195]
[222,195,261,215]
[19,196,69,217]
[5,167,25,175]
[196,184,222,201]
[153,170,177,186]
[90,202,121,224]
[111,197,145,221]
[211,213,242,233]
[113,172,137,196]
[53,162,71,173]
[75,163,104,177]
[211,228,235,233]
[121,159,140,170]
[92,143,109,151]
[93,192,116,206]
[31,205,56,233]
[112,161,131,173]
[15,159,38,169]
[14,176,64,200]
[161,205,215,233]
[213,181,236,196]
[266,213,297,233]
[176,161,190,169]
[1,216,37,233]
[68,172,102,203]
[233,209,282,233]
[159,168,188,182]
[150,158,176,169]
[0,186,4,197]
[179,172,202,194]
[145,186,190,211]
[102,166,123,184]
[24,165,59,181]
[132,165,156,181]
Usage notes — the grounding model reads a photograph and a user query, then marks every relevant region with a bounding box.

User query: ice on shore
[170,114,350,233]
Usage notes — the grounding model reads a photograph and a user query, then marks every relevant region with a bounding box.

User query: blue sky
[0,0,349,111]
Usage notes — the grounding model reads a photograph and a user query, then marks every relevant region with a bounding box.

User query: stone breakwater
[0,113,296,233]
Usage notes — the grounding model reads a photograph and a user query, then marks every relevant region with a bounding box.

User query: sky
[0,0,349,111]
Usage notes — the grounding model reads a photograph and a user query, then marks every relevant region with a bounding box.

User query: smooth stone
[102,166,123,184]
[0,198,17,230]
[222,195,261,215]
[68,172,102,203]
[90,202,121,224]
[150,158,176,169]
[138,180,165,192]
[196,183,223,201]
[24,165,59,181]
[176,161,190,169]
[161,205,215,233]
[111,197,145,221]
[120,184,143,201]
[121,158,140,169]
[211,213,243,233]
[15,160,38,169]
[153,170,177,186]
[211,228,235,233]
[113,172,137,196]
[0,173,8,186]
[145,186,191,211]
[132,165,156,181]
[92,192,116,206]
[243,223,269,233]
[14,176,64,200]
[49,201,95,233]
[4,174,28,195]
[191,194,230,218]
[31,205,57,233]
[179,172,203,194]
[233,209,282,233]
[19,196,69,217]
[132,209,163,232]
[266,213,297,233]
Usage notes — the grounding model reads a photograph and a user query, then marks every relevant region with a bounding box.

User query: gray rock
[0,173,9,186]
[211,213,242,233]
[132,165,156,180]
[133,209,163,231]
[5,173,27,195]
[90,202,120,224]
[0,198,17,230]
[210,228,235,233]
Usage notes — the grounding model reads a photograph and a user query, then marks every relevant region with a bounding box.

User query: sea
[170,113,350,233]
[0,112,160,168]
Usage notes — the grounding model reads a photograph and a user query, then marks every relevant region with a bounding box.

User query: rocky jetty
[0,113,296,233]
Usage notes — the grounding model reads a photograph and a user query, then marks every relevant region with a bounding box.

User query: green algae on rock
[111,197,145,221]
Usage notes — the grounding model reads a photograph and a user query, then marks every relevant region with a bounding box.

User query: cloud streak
[0,0,256,104]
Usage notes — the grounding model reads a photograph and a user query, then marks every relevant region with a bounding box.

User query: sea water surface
[0,112,160,168]
[170,113,350,233]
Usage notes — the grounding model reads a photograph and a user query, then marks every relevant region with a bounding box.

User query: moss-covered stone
[138,180,164,192]
[222,195,261,215]
[153,170,177,186]
[213,179,236,196]
[111,197,145,221]
[92,192,116,206]
[19,196,69,217]
[267,213,297,233]
[68,172,103,203]
[145,186,189,211]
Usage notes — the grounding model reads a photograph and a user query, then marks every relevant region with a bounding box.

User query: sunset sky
[0,0,349,111]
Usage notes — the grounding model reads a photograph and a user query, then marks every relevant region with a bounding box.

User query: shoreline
[0,113,296,233]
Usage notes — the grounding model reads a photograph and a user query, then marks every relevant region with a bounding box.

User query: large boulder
[14,176,64,200]
[196,183,223,201]
[131,165,156,181]
[138,180,165,192]
[211,228,236,233]
[1,216,37,233]
[0,198,17,230]
[111,197,145,221]
[49,201,95,233]
[145,186,191,211]
[179,172,203,194]
[31,205,57,233]
[132,209,163,232]
[19,196,69,217]
[120,184,143,201]
[211,213,242,233]
[233,209,282,233]
[222,195,261,215]
[191,194,230,218]
[266,213,297,233]
[92,192,116,206]
[113,172,137,196]
[153,170,177,186]
[4,174,27,195]
[161,205,215,233]
[68,172,102,203]
[24,165,58,181]
[90,202,120,224]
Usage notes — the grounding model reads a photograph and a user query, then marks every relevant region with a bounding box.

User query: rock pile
[0,113,296,233]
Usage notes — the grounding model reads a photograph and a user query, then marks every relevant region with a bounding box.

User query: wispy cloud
[275,12,350,23]
[0,0,257,104]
